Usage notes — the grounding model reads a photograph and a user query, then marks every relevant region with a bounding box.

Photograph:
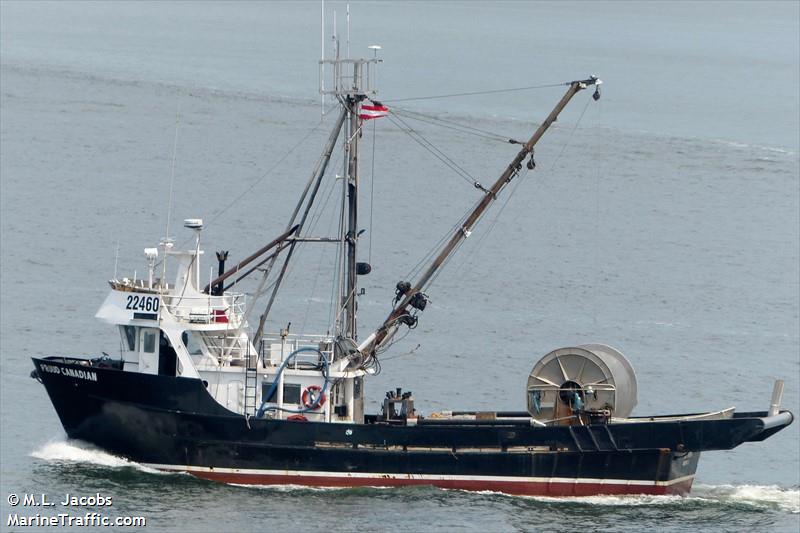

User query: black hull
[32,357,793,496]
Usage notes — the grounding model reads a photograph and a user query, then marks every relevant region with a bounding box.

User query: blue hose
[531,390,542,414]
[256,347,330,418]
[573,391,584,411]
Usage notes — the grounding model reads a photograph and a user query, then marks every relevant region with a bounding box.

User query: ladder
[243,346,258,416]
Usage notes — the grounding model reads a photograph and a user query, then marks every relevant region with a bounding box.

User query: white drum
[526,344,637,419]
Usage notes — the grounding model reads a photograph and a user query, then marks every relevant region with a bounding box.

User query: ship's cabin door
[158,331,177,377]
[138,327,159,375]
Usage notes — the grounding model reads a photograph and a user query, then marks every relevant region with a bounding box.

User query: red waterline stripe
[183,470,693,497]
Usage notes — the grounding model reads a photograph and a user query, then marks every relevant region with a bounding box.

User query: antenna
[164,100,180,247]
[113,240,120,280]
[346,3,350,59]
[320,0,325,116]
[161,99,180,291]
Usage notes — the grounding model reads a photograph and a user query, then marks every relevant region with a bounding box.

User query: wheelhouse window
[283,383,301,404]
[262,382,277,403]
[120,326,137,351]
[181,331,204,356]
[142,331,156,353]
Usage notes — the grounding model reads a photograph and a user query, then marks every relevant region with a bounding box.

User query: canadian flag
[359,100,389,120]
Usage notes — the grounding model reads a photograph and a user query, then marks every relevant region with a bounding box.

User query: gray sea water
[1,1,798,531]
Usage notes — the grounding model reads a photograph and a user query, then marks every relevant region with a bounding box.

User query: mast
[360,76,602,356]
[318,47,379,341]
[245,38,380,346]
[344,82,362,339]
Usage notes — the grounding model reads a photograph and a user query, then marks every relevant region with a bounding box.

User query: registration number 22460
[125,295,159,312]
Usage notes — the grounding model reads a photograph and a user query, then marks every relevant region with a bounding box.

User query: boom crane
[358,76,602,360]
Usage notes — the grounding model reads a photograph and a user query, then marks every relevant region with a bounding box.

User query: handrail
[162,293,246,324]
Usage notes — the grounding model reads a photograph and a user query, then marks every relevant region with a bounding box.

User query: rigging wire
[425,195,498,291]
[445,97,596,285]
[446,167,530,282]
[206,113,332,229]
[548,96,592,172]
[387,114,478,187]
[239,105,347,343]
[375,326,412,355]
[159,100,181,285]
[252,135,345,336]
[404,201,473,283]
[298,149,346,334]
[368,118,377,264]
[391,106,511,144]
[383,82,566,103]
[164,100,181,243]
[154,102,339,265]
[330,169,346,334]
[592,98,603,328]
[300,237,332,338]
[391,112,481,185]
[379,343,421,362]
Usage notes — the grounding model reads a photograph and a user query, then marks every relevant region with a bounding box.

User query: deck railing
[259,334,334,368]
[162,293,246,325]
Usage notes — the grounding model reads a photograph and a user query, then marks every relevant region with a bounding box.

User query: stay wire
[368,118,376,264]
[404,200,475,285]
[448,95,596,283]
[155,102,340,266]
[391,112,479,184]
[387,114,477,187]
[548,97,592,172]
[391,106,510,144]
[274,142,346,334]
[383,82,566,103]
[206,111,333,229]
[298,149,345,334]
[448,167,530,281]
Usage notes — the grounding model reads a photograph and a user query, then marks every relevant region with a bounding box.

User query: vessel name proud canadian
[31,34,793,497]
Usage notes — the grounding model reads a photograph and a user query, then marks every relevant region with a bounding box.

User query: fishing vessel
[31,43,793,497]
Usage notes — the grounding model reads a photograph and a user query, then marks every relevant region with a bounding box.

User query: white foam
[692,483,800,514]
[30,438,166,475]
[490,484,799,513]
[230,483,386,492]
[506,492,687,506]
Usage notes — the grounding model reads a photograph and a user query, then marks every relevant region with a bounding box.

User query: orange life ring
[286,414,308,422]
[301,385,326,409]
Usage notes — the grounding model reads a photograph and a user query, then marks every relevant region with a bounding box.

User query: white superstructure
[95,220,365,423]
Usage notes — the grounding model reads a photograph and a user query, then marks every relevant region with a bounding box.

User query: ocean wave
[498,483,799,513]
[30,438,166,476]
[692,483,800,514]
[710,139,796,156]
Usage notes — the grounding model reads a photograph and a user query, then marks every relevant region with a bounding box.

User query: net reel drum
[526,344,637,424]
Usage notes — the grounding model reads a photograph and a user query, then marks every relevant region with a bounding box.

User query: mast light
[184,218,204,231]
